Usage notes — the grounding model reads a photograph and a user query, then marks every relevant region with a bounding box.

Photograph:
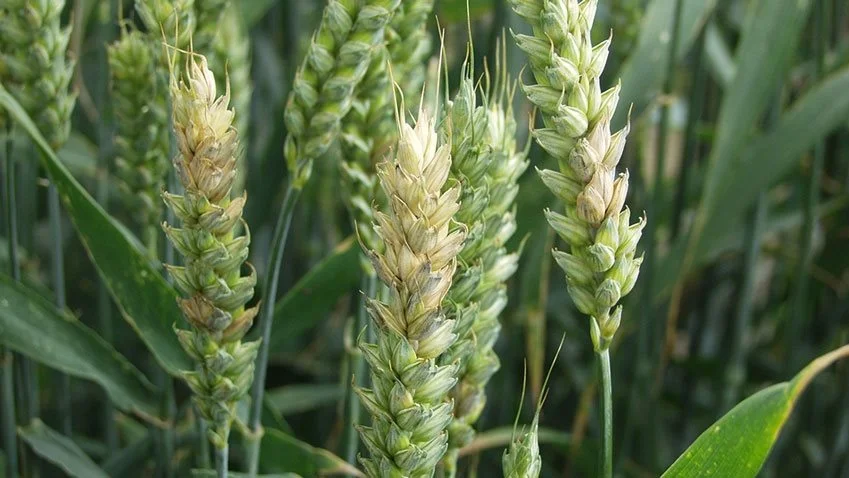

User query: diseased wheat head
[356,108,465,477]
[162,54,259,450]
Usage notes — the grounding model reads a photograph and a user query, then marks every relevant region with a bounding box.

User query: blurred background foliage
[1,0,849,476]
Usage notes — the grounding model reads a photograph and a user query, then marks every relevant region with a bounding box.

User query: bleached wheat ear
[284,0,401,189]
[0,0,76,150]
[108,29,171,246]
[356,108,465,477]
[438,63,528,475]
[162,54,259,451]
[510,0,644,351]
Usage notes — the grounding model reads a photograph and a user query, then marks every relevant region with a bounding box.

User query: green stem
[161,378,176,477]
[3,125,20,478]
[598,348,613,478]
[48,183,71,436]
[97,0,119,454]
[788,0,826,371]
[341,270,377,466]
[245,184,301,476]
[9,134,34,476]
[721,194,766,412]
[216,444,229,478]
[671,21,709,241]
[196,413,210,469]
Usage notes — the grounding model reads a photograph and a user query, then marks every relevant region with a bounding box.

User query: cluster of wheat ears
[0,0,642,477]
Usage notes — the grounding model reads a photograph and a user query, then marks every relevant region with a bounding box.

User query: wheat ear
[511,1,644,475]
[511,0,643,351]
[0,0,76,150]
[162,54,259,454]
[108,29,171,245]
[340,0,437,258]
[356,108,465,477]
[136,0,197,48]
[284,0,402,189]
[387,0,435,105]
[439,63,528,474]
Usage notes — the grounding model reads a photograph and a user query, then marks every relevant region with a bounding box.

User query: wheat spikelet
[0,0,76,150]
[162,54,258,450]
[356,108,465,477]
[511,0,644,351]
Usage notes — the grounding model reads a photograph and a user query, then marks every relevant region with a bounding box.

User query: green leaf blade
[0,274,160,419]
[259,428,363,477]
[662,345,849,477]
[18,420,109,478]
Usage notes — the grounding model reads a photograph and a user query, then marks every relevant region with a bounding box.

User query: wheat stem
[215,443,228,478]
[196,414,211,468]
[48,182,71,435]
[2,127,19,478]
[789,0,827,371]
[722,194,766,412]
[245,183,300,477]
[597,348,613,478]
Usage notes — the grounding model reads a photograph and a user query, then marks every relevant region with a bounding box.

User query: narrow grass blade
[18,420,108,478]
[0,83,191,376]
[101,434,152,476]
[684,0,814,261]
[0,274,161,420]
[662,344,849,477]
[616,0,719,123]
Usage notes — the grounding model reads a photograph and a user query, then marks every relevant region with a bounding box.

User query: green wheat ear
[284,0,402,190]
[108,28,170,244]
[503,336,565,478]
[136,0,197,48]
[438,48,529,474]
[510,0,644,351]
[0,0,76,150]
[162,53,259,450]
